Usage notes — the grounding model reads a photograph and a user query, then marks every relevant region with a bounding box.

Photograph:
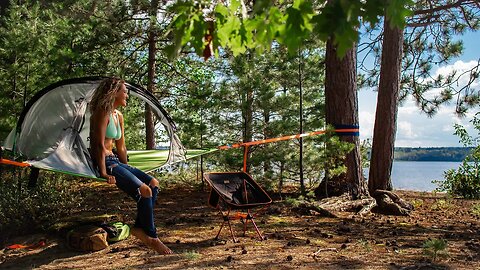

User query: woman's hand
[102,174,116,185]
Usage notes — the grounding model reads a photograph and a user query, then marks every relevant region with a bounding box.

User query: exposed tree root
[291,194,376,217]
[372,189,414,216]
[356,199,377,216]
[292,190,413,217]
[317,194,376,215]
[292,202,338,218]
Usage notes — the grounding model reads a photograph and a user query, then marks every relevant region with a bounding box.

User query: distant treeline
[392,147,474,161]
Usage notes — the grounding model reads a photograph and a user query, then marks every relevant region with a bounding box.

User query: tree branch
[414,0,474,16]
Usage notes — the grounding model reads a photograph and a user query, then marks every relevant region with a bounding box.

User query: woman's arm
[91,110,115,183]
[115,110,128,164]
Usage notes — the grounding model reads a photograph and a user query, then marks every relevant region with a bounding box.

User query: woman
[89,77,172,255]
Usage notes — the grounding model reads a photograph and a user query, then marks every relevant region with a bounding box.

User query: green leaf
[334,26,359,57]
[191,16,207,55]
[311,0,361,57]
[279,0,314,54]
[386,0,413,29]
[362,0,384,26]
[215,3,229,18]
[229,0,241,14]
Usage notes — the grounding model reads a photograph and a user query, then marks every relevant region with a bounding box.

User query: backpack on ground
[66,224,109,252]
[100,221,130,243]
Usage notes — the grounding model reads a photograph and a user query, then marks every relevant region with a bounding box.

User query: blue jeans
[105,155,158,238]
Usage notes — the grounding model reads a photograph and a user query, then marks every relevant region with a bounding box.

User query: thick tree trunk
[145,0,158,150]
[368,18,404,193]
[314,39,367,200]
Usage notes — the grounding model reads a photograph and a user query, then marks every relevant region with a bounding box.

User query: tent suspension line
[217,128,360,172]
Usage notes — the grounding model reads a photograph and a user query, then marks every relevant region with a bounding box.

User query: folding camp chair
[204,172,272,242]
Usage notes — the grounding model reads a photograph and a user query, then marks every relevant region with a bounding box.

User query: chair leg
[243,210,251,236]
[215,209,229,240]
[250,218,264,240]
[215,209,238,243]
[226,218,238,243]
[215,219,226,240]
[215,209,265,242]
[245,211,265,240]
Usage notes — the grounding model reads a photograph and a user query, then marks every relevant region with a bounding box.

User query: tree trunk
[278,161,284,200]
[298,50,305,196]
[145,0,158,150]
[243,85,253,173]
[368,18,404,193]
[263,110,271,175]
[314,39,367,200]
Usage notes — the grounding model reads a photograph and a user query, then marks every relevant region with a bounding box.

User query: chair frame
[204,171,272,243]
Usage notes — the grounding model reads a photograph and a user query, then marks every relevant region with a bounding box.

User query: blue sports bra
[105,112,122,140]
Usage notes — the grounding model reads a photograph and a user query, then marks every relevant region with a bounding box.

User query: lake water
[365,161,463,192]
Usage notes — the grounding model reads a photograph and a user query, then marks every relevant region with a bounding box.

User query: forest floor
[1,180,480,270]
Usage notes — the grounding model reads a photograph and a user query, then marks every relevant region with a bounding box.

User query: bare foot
[148,238,173,255]
[131,227,173,255]
[130,227,149,245]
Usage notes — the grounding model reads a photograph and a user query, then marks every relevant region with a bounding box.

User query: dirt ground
[1,180,480,270]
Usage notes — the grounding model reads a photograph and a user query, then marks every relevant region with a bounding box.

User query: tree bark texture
[315,39,367,200]
[145,0,158,150]
[368,19,404,193]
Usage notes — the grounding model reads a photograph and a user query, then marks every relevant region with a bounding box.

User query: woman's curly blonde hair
[89,77,125,114]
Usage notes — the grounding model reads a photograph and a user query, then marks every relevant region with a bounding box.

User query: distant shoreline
[385,147,472,162]
[393,160,462,162]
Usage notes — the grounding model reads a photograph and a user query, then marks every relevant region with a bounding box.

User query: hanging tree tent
[0,76,214,179]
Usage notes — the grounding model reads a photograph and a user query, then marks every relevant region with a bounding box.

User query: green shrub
[284,196,301,207]
[437,161,480,199]
[410,199,423,208]
[422,238,448,262]
[471,203,480,217]
[435,112,480,199]
[0,169,83,234]
[430,199,452,211]
[183,250,201,260]
[357,238,371,252]
[156,162,201,189]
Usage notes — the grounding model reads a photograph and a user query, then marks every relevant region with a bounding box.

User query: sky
[358,30,480,147]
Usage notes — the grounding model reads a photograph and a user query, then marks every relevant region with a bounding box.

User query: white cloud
[395,139,424,147]
[359,93,477,147]
[442,124,454,132]
[359,110,375,139]
[398,121,417,139]
[423,60,480,99]
[398,104,419,115]
[435,60,479,78]
[358,58,479,147]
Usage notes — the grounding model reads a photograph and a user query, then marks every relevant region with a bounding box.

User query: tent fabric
[0,148,217,180]
[128,148,218,173]
[2,76,186,178]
